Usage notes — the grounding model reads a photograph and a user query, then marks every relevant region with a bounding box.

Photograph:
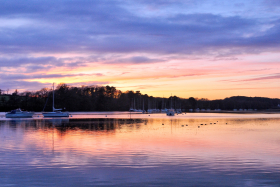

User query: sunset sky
[0,0,280,99]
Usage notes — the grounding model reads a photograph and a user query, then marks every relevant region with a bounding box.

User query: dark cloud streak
[0,0,279,55]
[221,73,280,83]
[0,73,104,81]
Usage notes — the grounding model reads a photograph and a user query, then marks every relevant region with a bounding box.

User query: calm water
[0,112,280,186]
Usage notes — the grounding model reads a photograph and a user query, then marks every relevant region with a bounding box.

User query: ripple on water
[0,116,280,186]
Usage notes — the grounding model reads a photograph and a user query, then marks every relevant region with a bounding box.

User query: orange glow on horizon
[13,51,280,100]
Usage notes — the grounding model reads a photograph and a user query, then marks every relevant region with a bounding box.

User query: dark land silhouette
[0,84,279,112]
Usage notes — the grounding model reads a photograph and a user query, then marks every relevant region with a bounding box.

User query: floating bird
[162,123,164,125]
[198,126,200,128]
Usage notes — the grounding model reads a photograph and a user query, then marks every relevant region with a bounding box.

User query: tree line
[0,84,279,112]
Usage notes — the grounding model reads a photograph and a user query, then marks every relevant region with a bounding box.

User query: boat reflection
[44,118,69,126]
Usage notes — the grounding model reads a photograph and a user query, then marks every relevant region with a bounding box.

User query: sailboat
[42,83,69,117]
[166,95,175,116]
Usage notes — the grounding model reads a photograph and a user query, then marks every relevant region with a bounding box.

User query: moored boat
[166,109,175,116]
[42,83,69,118]
[5,108,34,118]
[43,110,69,117]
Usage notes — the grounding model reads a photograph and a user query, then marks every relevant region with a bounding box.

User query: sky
[0,0,280,100]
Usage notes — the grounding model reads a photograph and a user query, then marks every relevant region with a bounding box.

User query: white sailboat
[166,95,175,116]
[43,83,69,117]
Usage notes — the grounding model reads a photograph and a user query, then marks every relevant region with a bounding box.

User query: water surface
[0,113,280,186]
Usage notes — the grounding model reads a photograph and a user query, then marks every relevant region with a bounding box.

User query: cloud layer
[0,0,280,99]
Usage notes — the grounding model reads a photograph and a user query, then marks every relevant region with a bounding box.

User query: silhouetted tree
[188,97,197,109]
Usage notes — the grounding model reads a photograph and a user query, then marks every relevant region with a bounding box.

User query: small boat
[43,83,69,118]
[176,109,182,114]
[166,95,175,116]
[43,109,69,117]
[166,109,175,116]
[5,108,34,118]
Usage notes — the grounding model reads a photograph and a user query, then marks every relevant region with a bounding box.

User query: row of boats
[5,108,69,118]
[129,107,181,116]
[5,83,69,118]
[5,108,180,118]
[5,83,180,118]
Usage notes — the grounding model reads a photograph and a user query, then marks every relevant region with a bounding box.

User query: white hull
[43,83,69,118]
[166,111,175,116]
[6,113,34,118]
[5,108,34,118]
[43,112,69,117]
[166,109,175,116]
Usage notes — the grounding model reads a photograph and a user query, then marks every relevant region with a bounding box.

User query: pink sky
[10,52,279,100]
[1,0,280,100]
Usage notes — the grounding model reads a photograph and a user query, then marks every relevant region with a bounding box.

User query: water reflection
[0,117,280,186]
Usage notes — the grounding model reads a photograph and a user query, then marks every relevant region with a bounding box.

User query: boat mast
[53,83,54,112]
[171,94,172,109]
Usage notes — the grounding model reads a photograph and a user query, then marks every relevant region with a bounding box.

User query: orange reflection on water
[9,117,279,169]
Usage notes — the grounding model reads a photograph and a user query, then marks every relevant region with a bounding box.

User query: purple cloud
[0,0,279,56]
